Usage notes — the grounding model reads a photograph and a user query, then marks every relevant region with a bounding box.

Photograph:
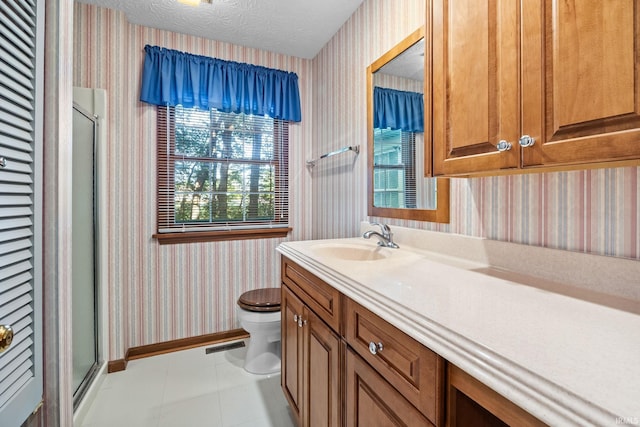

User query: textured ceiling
[76,0,365,59]
[377,38,424,81]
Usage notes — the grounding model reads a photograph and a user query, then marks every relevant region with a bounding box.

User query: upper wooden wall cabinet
[431,0,640,176]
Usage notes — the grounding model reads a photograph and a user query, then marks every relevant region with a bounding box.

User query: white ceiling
[76,0,365,59]
[377,38,424,81]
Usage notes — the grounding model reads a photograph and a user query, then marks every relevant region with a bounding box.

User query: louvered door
[0,0,44,425]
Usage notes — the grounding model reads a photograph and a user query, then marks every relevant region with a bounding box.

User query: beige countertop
[277,229,640,427]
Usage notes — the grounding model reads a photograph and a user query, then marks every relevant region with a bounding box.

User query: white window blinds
[157,106,290,234]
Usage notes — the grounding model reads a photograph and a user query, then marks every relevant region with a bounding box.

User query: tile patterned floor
[77,341,295,427]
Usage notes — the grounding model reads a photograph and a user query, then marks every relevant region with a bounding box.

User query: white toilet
[236,288,281,374]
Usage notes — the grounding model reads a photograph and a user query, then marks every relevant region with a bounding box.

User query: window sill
[153,227,292,245]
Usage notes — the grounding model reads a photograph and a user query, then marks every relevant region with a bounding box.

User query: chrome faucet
[363,222,399,248]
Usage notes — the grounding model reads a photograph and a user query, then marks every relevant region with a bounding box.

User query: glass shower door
[72,104,99,406]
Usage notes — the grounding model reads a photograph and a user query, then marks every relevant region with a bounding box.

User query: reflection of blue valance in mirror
[373,87,424,133]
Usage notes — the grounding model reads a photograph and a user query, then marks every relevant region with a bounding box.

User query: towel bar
[306,145,359,167]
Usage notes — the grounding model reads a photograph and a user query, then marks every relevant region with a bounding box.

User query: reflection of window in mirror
[372,85,424,209]
[373,128,416,209]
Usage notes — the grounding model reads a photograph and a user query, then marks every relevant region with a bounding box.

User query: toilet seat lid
[237,288,281,312]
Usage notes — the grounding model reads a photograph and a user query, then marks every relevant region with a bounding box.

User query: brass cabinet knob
[0,325,14,353]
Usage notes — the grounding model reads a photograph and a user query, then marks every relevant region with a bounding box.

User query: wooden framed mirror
[367,27,449,222]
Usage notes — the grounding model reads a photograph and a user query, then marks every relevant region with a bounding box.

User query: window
[372,128,417,209]
[155,105,290,243]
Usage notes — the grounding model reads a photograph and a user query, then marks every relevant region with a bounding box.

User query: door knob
[519,135,535,147]
[368,341,384,355]
[0,325,14,353]
[496,140,512,152]
[297,317,306,328]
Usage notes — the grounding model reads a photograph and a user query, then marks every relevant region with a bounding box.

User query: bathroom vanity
[277,227,640,426]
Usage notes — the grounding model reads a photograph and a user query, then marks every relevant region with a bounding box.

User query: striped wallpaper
[312,0,640,260]
[310,0,427,239]
[73,0,639,365]
[73,3,313,360]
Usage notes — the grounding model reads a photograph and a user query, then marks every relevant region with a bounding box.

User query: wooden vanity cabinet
[346,348,435,426]
[345,298,444,426]
[432,0,640,176]
[281,259,343,427]
[281,285,305,425]
[447,364,546,427]
[282,257,341,331]
[281,257,545,426]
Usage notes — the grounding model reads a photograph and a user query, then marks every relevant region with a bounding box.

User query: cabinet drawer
[346,348,435,427]
[281,257,342,333]
[345,298,444,425]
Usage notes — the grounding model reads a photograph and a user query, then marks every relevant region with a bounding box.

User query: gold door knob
[0,325,14,353]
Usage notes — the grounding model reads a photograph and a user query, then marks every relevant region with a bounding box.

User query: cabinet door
[303,307,342,427]
[432,0,520,175]
[281,286,304,426]
[521,0,640,168]
[346,348,435,427]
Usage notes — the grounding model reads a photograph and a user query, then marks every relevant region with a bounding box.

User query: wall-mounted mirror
[367,27,449,222]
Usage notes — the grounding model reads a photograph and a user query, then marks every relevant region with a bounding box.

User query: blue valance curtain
[140,45,302,122]
[373,87,424,132]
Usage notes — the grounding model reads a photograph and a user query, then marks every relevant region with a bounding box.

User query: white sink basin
[310,243,392,261]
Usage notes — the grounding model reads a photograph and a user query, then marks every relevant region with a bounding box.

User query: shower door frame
[71,102,101,409]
